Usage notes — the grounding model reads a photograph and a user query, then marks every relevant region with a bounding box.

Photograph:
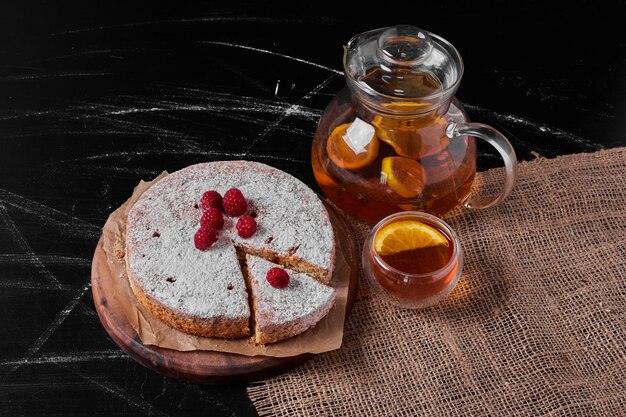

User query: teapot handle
[446,121,518,209]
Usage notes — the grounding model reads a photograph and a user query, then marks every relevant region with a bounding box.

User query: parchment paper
[101,172,351,357]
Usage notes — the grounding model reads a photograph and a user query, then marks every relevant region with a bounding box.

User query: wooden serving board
[91,203,359,384]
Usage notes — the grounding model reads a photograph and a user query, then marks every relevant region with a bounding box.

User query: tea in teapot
[311,25,517,222]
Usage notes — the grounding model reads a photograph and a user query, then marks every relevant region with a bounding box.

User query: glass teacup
[362,211,463,309]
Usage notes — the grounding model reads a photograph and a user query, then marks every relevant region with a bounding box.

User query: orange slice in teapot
[326,122,379,170]
[381,156,425,199]
[371,104,449,159]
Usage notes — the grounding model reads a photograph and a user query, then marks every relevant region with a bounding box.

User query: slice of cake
[125,161,336,340]
[245,254,336,345]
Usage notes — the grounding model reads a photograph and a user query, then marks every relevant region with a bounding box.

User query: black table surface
[1,1,623,416]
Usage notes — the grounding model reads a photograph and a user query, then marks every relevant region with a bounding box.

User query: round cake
[125,161,336,341]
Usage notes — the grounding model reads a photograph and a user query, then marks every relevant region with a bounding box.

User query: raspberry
[222,188,247,216]
[266,267,289,288]
[200,190,223,212]
[200,207,224,230]
[236,215,257,238]
[194,226,218,251]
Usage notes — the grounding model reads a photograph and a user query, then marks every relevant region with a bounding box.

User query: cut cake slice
[245,254,335,345]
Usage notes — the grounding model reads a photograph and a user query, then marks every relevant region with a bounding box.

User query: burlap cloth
[248,148,626,416]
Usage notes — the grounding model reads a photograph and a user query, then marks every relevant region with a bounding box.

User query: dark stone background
[1,1,623,415]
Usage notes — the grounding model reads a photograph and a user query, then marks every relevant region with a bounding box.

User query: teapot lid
[344,25,463,101]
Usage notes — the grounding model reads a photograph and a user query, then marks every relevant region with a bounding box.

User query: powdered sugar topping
[125,161,335,319]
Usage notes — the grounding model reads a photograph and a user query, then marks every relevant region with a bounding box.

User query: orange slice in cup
[326,123,379,170]
[381,156,425,199]
[375,220,448,256]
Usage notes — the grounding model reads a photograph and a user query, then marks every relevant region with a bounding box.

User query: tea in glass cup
[362,212,462,309]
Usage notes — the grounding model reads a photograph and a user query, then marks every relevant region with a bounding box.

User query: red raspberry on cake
[222,188,247,216]
[236,215,257,238]
[194,226,219,251]
[266,267,289,288]
[200,207,224,230]
[200,190,223,212]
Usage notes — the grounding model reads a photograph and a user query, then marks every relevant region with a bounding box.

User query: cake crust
[128,274,250,338]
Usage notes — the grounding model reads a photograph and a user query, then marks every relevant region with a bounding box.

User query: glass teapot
[311,25,517,223]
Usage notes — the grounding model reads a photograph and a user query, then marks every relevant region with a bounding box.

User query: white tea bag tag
[342,118,375,154]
